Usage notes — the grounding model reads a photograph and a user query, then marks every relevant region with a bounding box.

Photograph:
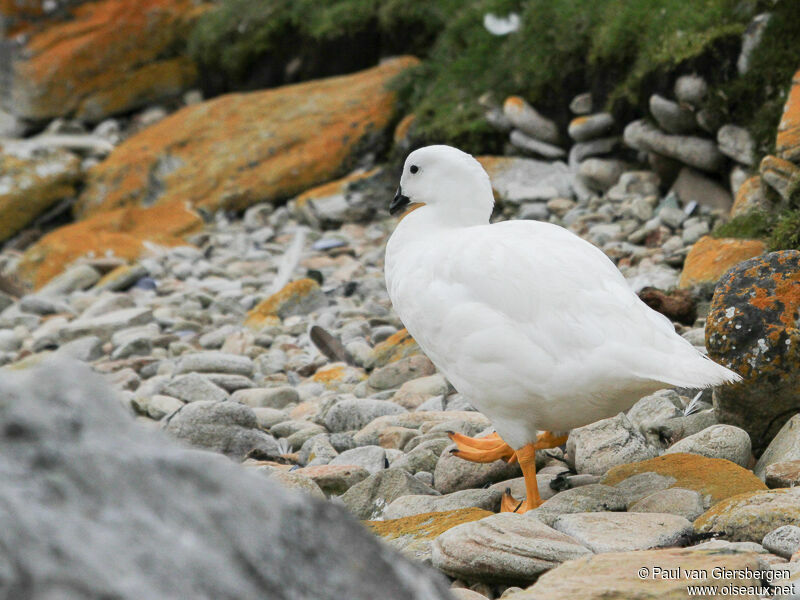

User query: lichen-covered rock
[602,453,766,507]
[0,142,81,242]
[516,547,773,600]
[730,175,770,217]
[705,251,800,453]
[310,364,367,391]
[1,0,203,122]
[760,154,800,201]
[76,57,418,217]
[245,279,327,326]
[678,235,766,289]
[14,199,203,289]
[368,328,422,369]
[777,67,800,163]
[694,487,800,542]
[366,508,491,564]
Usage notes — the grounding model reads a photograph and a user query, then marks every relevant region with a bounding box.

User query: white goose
[384,145,740,512]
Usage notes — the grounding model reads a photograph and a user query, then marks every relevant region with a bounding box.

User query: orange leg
[447,431,515,463]
[492,431,568,513]
[448,431,503,450]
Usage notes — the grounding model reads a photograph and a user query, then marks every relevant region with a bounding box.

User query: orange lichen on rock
[15,199,202,289]
[7,0,205,121]
[311,363,367,390]
[0,144,81,241]
[365,508,492,541]
[245,278,327,327]
[369,328,421,368]
[503,96,526,112]
[707,250,800,365]
[678,235,766,289]
[730,175,770,217]
[76,57,419,217]
[602,453,766,506]
[568,116,589,128]
[705,251,800,452]
[777,68,800,162]
[311,365,347,383]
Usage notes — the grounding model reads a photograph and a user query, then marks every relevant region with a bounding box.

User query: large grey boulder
[0,359,452,600]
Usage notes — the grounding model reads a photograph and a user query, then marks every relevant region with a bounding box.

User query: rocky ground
[2,2,800,599]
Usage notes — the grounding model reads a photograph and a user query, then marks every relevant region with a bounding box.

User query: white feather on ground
[384,145,740,449]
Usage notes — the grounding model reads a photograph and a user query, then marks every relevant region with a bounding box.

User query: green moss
[711,208,800,251]
[769,210,800,251]
[712,211,774,240]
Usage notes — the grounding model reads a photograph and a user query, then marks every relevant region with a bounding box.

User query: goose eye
[410,165,419,174]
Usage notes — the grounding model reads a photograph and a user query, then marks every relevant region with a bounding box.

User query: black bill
[389,186,411,215]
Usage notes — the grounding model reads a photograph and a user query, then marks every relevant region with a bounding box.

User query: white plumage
[384,145,740,453]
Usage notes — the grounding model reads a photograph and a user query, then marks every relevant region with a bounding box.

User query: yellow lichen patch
[9,0,207,121]
[75,57,419,217]
[678,235,766,289]
[503,96,525,112]
[365,508,492,542]
[245,278,325,327]
[15,199,202,289]
[777,68,800,162]
[311,363,367,390]
[311,364,347,384]
[369,328,421,368]
[0,146,81,242]
[602,453,766,506]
